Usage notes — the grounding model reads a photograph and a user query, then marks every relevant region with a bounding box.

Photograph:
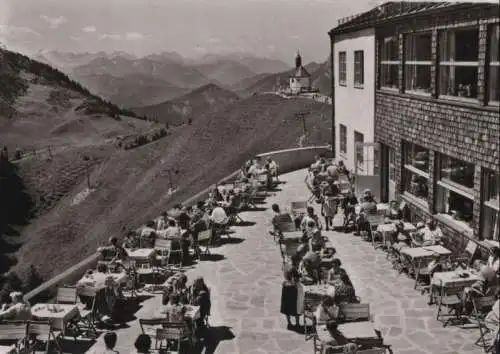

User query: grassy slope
[13,94,332,278]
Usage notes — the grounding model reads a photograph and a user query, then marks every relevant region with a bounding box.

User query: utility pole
[83,155,91,189]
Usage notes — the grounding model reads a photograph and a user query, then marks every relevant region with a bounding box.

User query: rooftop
[81,168,485,354]
[329,1,498,35]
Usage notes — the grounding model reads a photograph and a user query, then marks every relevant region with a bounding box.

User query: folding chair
[365,214,385,247]
[303,292,323,342]
[155,238,172,266]
[472,296,497,350]
[75,286,98,338]
[0,321,29,353]
[156,323,191,353]
[197,229,212,258]
[339,303,371,322]
[435,282,465,326]
[139,318,165,338]
[56,286,78,305]
[27,321,62,353]
[413,257,433,291]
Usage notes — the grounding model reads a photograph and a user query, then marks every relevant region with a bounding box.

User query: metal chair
[435,282,465,326]
[156,322,191,353]
[27,321,62,353]
[472,296,497,350]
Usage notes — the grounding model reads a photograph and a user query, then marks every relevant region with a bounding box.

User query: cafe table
[146,305,201,321]
[421,245,452,256]
[0,346,15,354]
[76,271,128,294]
[303,284,336,297]
[355,203,390,216]
[431,269,481,288]
[127,248,156,261]
[31,303,80,335]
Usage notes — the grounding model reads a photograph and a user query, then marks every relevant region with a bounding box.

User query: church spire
[295,50,302,69]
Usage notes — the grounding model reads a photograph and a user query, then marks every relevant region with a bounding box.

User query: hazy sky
[0,0,495,64]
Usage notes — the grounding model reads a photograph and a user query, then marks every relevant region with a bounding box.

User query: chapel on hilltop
[289,51,312,94]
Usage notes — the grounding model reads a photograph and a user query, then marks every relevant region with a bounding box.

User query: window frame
[438,27,480,102]
[338,51,347,86]
[488,24,500,106]
[354,131,364,166]
[388,147,396,182]
[404,32,433,95]
[354,50,364,87]
[380,36,400,90]
[339,124,347,155]
[482,169,499,241]
[402,141,430,201]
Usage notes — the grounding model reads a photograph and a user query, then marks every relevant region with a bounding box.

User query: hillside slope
[13,94,332,279]
[132,84,240,126]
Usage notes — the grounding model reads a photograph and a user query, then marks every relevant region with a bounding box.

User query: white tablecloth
[76,272,128,293]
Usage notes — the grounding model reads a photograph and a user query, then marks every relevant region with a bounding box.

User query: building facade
[289,52,312,94]
[332,28,377,176]
[330,2,500,250]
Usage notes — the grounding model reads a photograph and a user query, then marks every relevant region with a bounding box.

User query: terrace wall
[24,145,332,302]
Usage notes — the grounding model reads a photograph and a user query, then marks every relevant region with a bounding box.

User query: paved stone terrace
[87,169,484,354]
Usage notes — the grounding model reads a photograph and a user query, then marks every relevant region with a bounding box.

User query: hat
[416,222,424,228]
[9,291,22,300]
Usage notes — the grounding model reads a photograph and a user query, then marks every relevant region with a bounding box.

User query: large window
[380,36,400,89]
[339,51,347,85]
[403,142,430,173]
[482,170,499,240]
[339,124,347,154]
[488,24,499,105]
[403,142,430,201]
[404,32,432,94]
[436,154,475,229]
[439,27,479,99]
[354,131,364,165]
[354,50,364,86]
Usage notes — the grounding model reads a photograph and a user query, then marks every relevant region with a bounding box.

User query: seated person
[303,221,323,252]
[0,291,32,321]
[301,207,322,231]
[333,273,357,303]
[411,222,426,246]
[326,259,346,283]
[98,237,129,271]
[359,190,377,215]
[337,160,348,176]
[164,293,187,323]
[422,219,443,246]
[390,221,411,247]
[487,247,500,271]
[122,230,139,249]
[299,252,320,284]
[314,296,341,325]
[95,276,125,326]
[342,191,358,229]
[462,262,499,314]
[161,219,181,239]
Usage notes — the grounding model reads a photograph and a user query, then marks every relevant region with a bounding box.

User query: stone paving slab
[87,169,484,354]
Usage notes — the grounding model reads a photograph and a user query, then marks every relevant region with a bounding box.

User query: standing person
[280,269,300,329]
[321,192,337,231]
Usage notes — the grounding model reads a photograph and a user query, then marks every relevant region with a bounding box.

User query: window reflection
[440,155,475,189]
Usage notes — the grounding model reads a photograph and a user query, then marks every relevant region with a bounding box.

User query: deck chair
[156,323,191,353]
[0,321,28,353]
[197,229,212,258]
[27,321,62,353]
[435,282,465,326]
[473,296,497,350]
[339,303,371,322]
[155,238,172,266]
[76,286,98,337]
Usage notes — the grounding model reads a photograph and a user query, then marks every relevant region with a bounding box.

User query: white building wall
[334,28,375,175]
[290,77,311,94]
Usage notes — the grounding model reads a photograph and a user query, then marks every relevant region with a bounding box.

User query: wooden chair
[365,214,385,247]
[156,323,191,353]
[435,282,464,326]
[0,321,28,353]
[303,293,323,342]
[197,229,212,258]
[27,321,62,353]
[413,257,433,291]
[339,303,370,322]
[139,318,165,339]
[56,286,77,305]
[155,238,172,266]
[472,296,497,350]
[76,286,98,335]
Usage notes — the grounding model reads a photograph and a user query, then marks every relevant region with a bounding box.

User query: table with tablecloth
[355,203,390,216]
[126,248,156,262]
[76,272,129,294]
[144,305,201,321]
[431,270,481,288]
[421,245,452,256]
[31,303,80,334]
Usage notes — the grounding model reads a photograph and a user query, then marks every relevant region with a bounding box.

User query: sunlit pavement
[87,169,484,354]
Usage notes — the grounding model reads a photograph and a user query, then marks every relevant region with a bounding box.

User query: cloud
[40,15,68,29]
[0,25,41,37]
[99,33,122,40]
[125,32,144,40]
[82,26,97,33]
